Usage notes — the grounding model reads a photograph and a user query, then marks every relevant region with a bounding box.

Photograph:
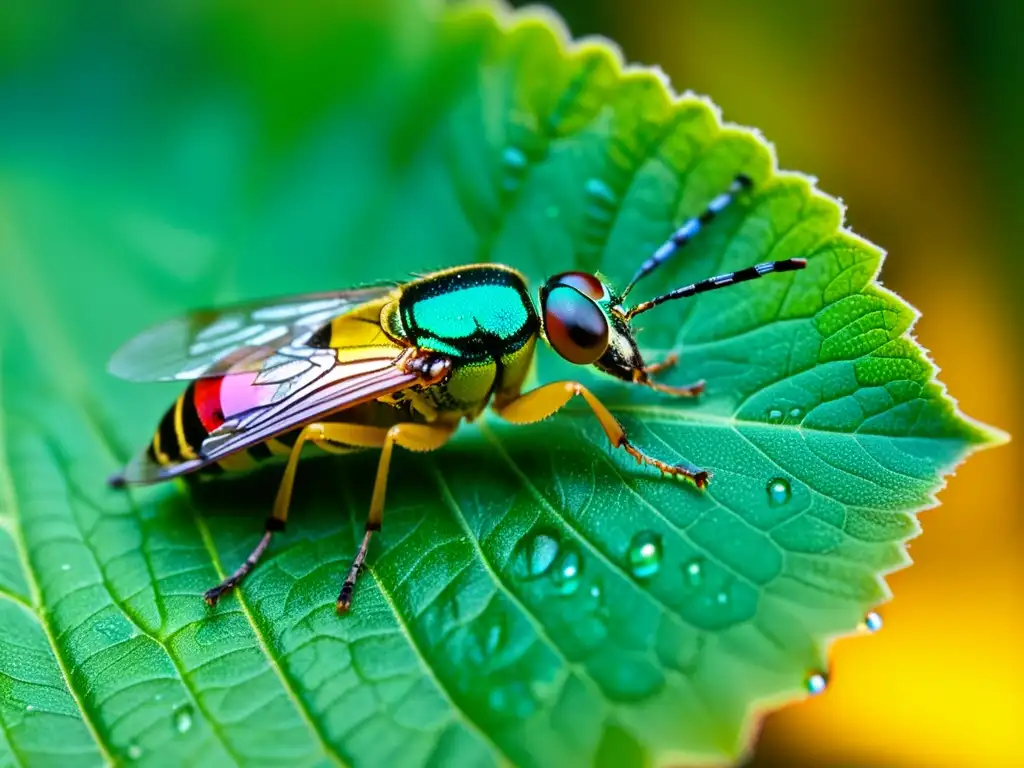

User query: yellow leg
[204,420,453,610]
[634,354,705,397]
[495,381,710,488]
[327,422,454,613]
[642,353,679,376]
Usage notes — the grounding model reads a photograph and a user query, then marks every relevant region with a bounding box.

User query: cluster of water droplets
[500,147,528,194]
[802,612,883,697]
[512,531,584,596]
[626,532,740,610]
[767,406,804,424]
[509,523,885,704]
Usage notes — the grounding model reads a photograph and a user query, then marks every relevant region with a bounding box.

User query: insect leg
[328,422,455,614]
[631,354,706,398]
[202,420,453,609]
[494,381,709,488]
[202,421,338,607]
[640,354,678,376]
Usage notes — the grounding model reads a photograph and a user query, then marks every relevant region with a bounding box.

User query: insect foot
[203,582,234,607]
[683,468,711,490]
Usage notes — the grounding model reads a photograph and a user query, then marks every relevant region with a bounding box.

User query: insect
[108,174,806,613]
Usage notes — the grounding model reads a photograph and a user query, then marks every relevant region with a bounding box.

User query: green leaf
[0,1,1005,766]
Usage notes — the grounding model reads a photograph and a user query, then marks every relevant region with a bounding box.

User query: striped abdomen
[146,377,286,477]
[144,376,415,479]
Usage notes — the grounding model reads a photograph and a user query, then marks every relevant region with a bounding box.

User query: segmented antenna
[621,174,753,299]
[624,258,808,319]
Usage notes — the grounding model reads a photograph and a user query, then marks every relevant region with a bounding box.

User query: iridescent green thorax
[384,264,537,359]
[380,264,539,416]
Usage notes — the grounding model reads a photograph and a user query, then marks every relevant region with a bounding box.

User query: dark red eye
[548,271,606,300]
[542,286,610,365]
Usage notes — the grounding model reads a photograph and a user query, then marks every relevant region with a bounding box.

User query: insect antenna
[624,258,807,319]
[621,174,753,299]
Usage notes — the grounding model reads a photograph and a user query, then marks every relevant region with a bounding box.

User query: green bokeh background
[1,1,1020,766]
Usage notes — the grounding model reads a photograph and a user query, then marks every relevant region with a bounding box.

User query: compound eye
[548,271,606,300]
[542,286,610,365]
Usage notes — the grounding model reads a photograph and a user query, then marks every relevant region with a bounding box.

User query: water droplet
[682,557,705,587]
[805,671,828,696]
[626,531,662,580]
[512,532,560,581]
[863,611,883,633]
[766,477,792,507]
[60,563,71,572]
[789,407,803,420]
[586,582,610,620]
[714,590,729,605]
[173,704,194,734]
[25,704,35,712]
[501,147,528,192]
[768,408,784,424]
[127,744,143,761]
[584,177,618,207]
[488,682,536,719]
[465,613,507,668]
[551,548,583,595]
[483,624,503,656]
[502,146,527,171]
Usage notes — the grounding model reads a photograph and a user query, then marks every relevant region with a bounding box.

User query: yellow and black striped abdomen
[143,378,418,480]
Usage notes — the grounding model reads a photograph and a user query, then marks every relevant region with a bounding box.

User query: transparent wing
[108,286,393,382]
[121,346,451,483]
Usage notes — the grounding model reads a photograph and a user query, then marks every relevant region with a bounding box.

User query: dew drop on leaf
[584,177,617,207]
[512,531,560,581]
[488,681,537,719]
[468,612,507,666]
[127,745,143,761]
[173,704,194,734]
[587,582,610,620]
[767,408,784,424]
[863,611,883,633]
[805,671,828,696]
[714,589,729,606]
[789,407,803,420]
[500,146,527,192]
[627,531,662,580]
[551,547,583,595]
[766,477,792,507]
[682,557,705,587]
[25,704,34,712]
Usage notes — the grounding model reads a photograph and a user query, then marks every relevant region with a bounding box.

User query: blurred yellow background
[532,0,1021,765]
